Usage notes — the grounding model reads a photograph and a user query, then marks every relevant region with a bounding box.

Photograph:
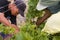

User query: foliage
[53,36,60,40]
[0,0,60,40]
[0,23,60,40]
[14,22,49,40]
[0,35,3,40]
[0,24,15,34]
[26,0,43,20]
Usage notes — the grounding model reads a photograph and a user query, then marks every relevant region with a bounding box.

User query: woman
[0,0,26,39]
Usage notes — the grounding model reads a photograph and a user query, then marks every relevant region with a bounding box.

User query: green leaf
[53,36,60,40]
[0,35,3,40]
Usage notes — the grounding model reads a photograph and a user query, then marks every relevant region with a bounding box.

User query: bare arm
[0,13,19,33]
[36,8,52,26]
[0,13,12,26]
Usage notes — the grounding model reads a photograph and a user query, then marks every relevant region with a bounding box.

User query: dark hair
[15,0,26,17]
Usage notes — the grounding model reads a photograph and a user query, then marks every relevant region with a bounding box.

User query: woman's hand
[11,24,20,34]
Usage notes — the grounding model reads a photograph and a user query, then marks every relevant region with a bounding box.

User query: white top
[36,0,59,11]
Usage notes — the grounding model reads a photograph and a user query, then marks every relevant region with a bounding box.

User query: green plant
[0,0,60,40]
[0,24,15,34]
[26,0,43,21]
